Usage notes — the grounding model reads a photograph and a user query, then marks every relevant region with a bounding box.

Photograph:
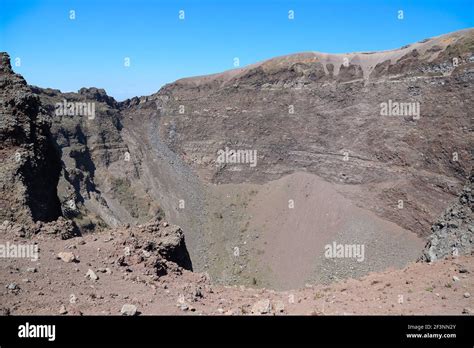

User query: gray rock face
[421,174,473,262]
[0,52,62,225]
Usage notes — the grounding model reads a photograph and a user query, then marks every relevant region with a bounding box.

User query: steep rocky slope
[137,28,473,236]
[30,86,163,232]
[0,53,62,225]
[118,29,473,287]
[0,52,190,276]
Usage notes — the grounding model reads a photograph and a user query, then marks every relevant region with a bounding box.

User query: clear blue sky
[1,0,473,100]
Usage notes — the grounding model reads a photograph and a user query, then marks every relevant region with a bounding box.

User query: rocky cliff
[0,52,192,270]
[422,172,473,261]
[0,53,62,225]
[30,86,164,232]
[115,29,473,287]
[135,28,473,237]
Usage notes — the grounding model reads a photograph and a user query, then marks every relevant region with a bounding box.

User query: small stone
[273,300,285,313]
[0,307,11,316]
[69,294,77,304]
[459,268,469,274]
[59,305,67,315]
[97,267,111,274]
[177,295,186,305]
[57,252,76,263]
[463,292,470,298]
[6,283,18,291]
[462,307,473,314]
[452,276,460,282]
[120,304,137,316]
[85,269,99,281]
[193,288,203,300]
[26,267,37,273]
[251,299,271,314]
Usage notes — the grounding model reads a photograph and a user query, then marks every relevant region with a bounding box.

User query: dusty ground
[0,228,472,316]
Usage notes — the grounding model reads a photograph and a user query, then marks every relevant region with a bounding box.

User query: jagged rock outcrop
[113,218,193,274]
[0,52,62,225]
[422,173,473,262]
